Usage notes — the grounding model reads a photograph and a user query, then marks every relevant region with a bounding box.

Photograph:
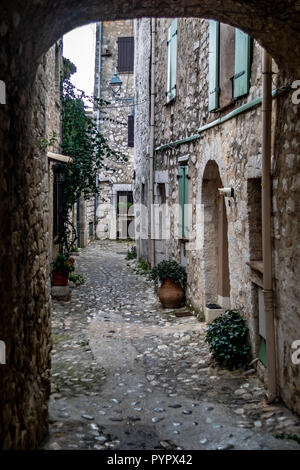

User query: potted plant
[52,252,75,286]
[151,260,187,308]
[205,309,251,370]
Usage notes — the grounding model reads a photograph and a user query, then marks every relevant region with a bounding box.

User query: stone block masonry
[94,20,135,240]
[134,17,300,415]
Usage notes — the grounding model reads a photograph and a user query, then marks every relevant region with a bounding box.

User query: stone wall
[45,42,63,259]
[272,87,300,412]
[133,18,151,261]
[0,53,52,449]
[134,18,300,413]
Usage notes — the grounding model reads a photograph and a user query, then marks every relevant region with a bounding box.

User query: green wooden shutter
[208,20,220,111]
[178,166,185,237]
[167,18,178,103]
[178,166,189,238]
[183,166,189,238]
[234,28,251,98]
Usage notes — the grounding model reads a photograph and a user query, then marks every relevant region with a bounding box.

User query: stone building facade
[0,0,299,450]
[134,18,300,414]
[45,41,65,259]
[94,20,135,240]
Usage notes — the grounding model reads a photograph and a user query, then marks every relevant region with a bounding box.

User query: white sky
[63,23,96,97]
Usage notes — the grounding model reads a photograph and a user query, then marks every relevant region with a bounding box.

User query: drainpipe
[149,18,156,268]
[262,49,277,402]
[95,21,103,230]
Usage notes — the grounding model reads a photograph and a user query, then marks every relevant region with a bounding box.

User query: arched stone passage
[201,160,230,309]
[1,0,300,84]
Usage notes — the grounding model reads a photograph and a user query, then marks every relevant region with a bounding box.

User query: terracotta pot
[52,271,69,286]
[158,277,185,308]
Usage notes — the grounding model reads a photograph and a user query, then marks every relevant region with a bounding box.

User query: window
[178,166,189,238]
[166,18,178,103]
[128,114,134,147]
[117,37,134,73]
[208,20,252,111]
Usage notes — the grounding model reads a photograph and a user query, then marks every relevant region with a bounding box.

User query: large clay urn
[158,277,185,308]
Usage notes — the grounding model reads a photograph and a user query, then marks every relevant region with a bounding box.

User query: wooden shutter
[128,115,134,147]
[234,29,251,98]
[53,167,65,241]
[166,18,178,103]
[183,166,189,238]
[178,166,189,238]
[208,20,220,111]
[118,37,134,72]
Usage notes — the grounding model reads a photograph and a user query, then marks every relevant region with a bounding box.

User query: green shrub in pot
[205,309,251,369]
[151,260,187,286]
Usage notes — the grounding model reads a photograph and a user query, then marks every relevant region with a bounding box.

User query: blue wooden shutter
[234,29,251,98]
[208,20,220,111]
[166,19,178,103]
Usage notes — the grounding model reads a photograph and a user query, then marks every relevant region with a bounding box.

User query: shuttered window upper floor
[118,36,134,73]
[208,20,252,111]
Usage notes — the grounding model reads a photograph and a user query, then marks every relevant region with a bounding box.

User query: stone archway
[0,0,300,450]
[201,160,230,309]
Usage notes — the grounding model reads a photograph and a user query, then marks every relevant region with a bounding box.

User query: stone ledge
[51,285,70,302]
[204,305,225,323]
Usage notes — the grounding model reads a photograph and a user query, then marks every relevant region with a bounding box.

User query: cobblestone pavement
[41,241,300,450]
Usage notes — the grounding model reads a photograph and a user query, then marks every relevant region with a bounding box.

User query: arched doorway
[201,160,230,309]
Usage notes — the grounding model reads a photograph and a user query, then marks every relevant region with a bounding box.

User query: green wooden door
[178,166,189,238]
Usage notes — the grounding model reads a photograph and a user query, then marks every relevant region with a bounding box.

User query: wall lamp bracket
[218,187,235,197]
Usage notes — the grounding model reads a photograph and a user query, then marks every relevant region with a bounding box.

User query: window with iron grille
[117,37,134,73]
[128,115,134,147]
[89,221,94,238]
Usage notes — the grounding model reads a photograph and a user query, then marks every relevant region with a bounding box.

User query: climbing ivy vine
[58,58,127,253]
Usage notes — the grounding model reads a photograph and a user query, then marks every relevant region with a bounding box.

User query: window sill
[211,93,250,115]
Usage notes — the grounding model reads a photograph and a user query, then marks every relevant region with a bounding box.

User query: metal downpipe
[262,49,277,403]
[149,18,156,268]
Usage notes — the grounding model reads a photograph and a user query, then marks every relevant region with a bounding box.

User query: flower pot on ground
[51,253,75,286]
[151,260,187,308]
[52,270,69,286]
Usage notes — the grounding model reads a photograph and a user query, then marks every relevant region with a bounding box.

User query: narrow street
[42,241,300,450]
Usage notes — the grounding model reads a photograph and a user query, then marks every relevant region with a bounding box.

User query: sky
[63,23,96,98]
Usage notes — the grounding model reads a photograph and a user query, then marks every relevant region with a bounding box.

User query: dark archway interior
[201,160,230,306]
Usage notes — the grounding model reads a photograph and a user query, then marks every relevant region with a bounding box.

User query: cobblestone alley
[42,241,300,450]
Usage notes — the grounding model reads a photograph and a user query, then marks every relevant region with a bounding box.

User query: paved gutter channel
[41,241,300,450]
